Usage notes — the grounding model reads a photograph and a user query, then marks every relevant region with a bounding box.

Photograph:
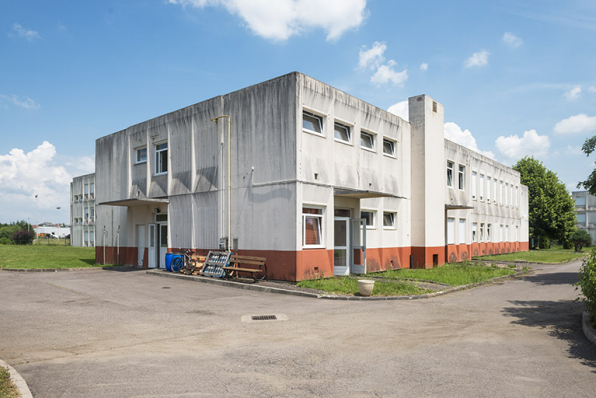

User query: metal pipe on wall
[210,115,231,251]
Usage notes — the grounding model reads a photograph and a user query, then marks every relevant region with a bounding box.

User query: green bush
[577,250,596,326]
[570,229,592,253]
[563,240,574,250]
[0,237,10,245]
[12,230,34,245]
[539,236,551,249]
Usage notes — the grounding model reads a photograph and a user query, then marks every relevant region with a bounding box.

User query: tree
[12,230,34,245]
[578,136,596,194]
[513,157,576,247]
[570,229,592,252]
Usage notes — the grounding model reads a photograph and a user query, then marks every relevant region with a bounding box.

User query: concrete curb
[0,359,33,398]
[146,269,527,301]
[0,266,132,272]
[582,311,596,347]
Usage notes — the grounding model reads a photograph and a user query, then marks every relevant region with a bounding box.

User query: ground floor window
[487,224,492,242]
[447,218,455,245]
[361,210,375,228]
[303,207,324,247]
[383,212,396,228]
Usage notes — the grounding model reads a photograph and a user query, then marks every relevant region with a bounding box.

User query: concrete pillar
[409,95,446,268]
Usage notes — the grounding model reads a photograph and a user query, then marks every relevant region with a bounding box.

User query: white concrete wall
[70,173,96,247]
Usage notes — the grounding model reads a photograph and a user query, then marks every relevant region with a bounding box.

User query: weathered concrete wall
[70,173,96,247]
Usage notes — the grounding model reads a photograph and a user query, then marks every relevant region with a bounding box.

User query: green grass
[369,262,517,286]
[475,249,585,264]
[0,244,101,269]
[296,276,431,296]
[33,237,71,246]
[0,366,20,398]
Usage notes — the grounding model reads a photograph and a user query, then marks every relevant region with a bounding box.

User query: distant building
[34,223,70,238]
[70,173,96,247]
[572,191,596,242]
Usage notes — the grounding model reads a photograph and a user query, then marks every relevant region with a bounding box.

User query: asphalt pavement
[1,261,595,397]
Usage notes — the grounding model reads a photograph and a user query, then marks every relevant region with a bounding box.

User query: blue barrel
[165,252,173,271]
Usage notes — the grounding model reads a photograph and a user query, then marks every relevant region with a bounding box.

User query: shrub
[12,230,34,245]
[570,229,592,253]
[577,250,596,326]
[0,237,11,245]
[563,240,574,250]
[539,236,551,249]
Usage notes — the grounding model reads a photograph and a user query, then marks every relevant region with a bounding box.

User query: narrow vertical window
[487,224,492,242]
[472,171,477,200]
[458,165,465,190]
[493,178,498,204]
[505,183,509,206]
[500,225,504,242]
[472,222,478,243]
[480,223,485,241]
[515,186,518,207]
[499,181,503,205]
[447,218,455,245]
[487,176,491,202]
[459,219,466,244]
[480,174,484,201]
[155,142,168,175]
[447,161,454,188]
[303,207,323,247]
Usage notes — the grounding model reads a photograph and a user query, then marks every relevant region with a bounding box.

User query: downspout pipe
[117,225,120,265]
[210,115,231,251]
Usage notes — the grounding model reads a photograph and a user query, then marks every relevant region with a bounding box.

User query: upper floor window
[383,212,396,228]
[84,184,89,195]
[334,121,351,143]
[493,178,498,204]
[361,131,375,151]
[576,196,586,206]
[487,175,491,202]
[577,213,586,223]
[479,174,485,201]
[447,161,454,188]
[383,138,396,156]
[471,171,477,200]
[155,142,168,175]
[136,147,147,164]
[458,165,465,190]
[90,183,95,195]
[303,111,323,135]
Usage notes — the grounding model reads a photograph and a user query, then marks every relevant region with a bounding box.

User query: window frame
[382,211,396,229]
[360,130,376,152]
[447,218,455,245]
[382,137,396,157]
[361,210,376,229]
[487,175,491,202]
[302,110,325,137]
[479,174,485,201]
[459,219,466,244]
[447,161,454,188]
[135,146,148,164]
[155,142,168,176]
[333,120,352,144]
[458,165,465,190]
[577,213,587,223]
[480,223,485,242]
[472,171,477,200]
[472,222,478,243]
[487,223,492,242]
[302,206,324,248]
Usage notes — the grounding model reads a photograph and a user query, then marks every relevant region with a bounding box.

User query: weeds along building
[95,72,529,280]
[70,173,96,247]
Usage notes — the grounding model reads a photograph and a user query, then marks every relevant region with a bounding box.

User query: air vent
[251,315,277,321]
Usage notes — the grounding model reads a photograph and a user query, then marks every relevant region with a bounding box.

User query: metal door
[351,218,367,274]
[148,224,157,268]
[334,217,350,276]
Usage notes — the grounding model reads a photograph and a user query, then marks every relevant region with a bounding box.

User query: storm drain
[241,314,288,323]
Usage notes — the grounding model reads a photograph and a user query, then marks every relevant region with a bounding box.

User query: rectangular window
[516,226,519,241]
[576,197,586,206]
[84,207,89,220]
[510,184,513,207]
[447,218,455,245]
[136,147,147,163]
[90,231,95,247]
[578,213,587,223]
[84,184,89,195]
[506,225,509,242]
[500,225,504,242]
[480,174,484,201]
[499,181,503,205]
[472,222,478,243]
[472,171,477,200]
[84,231,88,246]
[334,121,351,143]
[303,111,323,135]
[515,186,518,207]
[383,212,396,228]
[383,138,396,156]
[459,219,466,244]
[480,223,485,241]
[487,176,491,202]
[361,131,375,150]
[487,223,492,242]
[90,207,95,220]
[505,183,509,206]
[459,165,465,190]
[303,207,323,247]
[90,183,95,195]
[155,142,168,175]
[493,178,498,204]
[361,211,375,228]
[447,161,454,188]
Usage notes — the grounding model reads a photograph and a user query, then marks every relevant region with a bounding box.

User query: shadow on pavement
[100,266,146,272]
[522,272,579,286]
[503,299,596,372]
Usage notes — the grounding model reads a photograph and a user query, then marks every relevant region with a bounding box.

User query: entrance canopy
[334,187,402,199]
[98,198,169,207]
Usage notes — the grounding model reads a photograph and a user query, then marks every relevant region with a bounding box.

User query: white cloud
[589,86,596,93]
[168,0,367,41]
[464,50,489,68]
[554,113,596,134]
[564,85,582,100]
[565,145,583,156]
[358,41,386,70]
[502,32,523,48]
[9,23,41,41]
[370,60,408,85]
[444,122,495,159]
[387,100,408,121]
[0,142,94,223]
[0,94,41,110]
[420,62,428,71]
[495,129,550,160]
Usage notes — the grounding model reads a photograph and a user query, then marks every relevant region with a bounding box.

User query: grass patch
[475,249,585,264]
[369,262,517,286]
[0,366,20,398]
[296,276,430,296]
[0,244,101,269]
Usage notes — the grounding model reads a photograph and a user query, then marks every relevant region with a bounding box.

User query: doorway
[334,216,350,276]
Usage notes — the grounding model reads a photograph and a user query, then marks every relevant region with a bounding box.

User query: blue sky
[1,0,595,224]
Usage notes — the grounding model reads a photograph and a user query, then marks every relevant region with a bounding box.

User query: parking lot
[1,261,595,397]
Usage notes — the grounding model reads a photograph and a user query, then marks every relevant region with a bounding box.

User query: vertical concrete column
[409,95,446,268]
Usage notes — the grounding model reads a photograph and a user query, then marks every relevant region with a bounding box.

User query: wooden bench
[222,255,267,281]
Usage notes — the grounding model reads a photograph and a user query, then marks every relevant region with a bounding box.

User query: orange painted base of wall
[446,241,530,263]
[411,246,445,269]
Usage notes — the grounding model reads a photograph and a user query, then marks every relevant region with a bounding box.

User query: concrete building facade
[95,72,529,280]
[70,173,96,247]
[572,191,596,242]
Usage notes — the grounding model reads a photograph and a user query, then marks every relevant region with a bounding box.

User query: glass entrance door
[334,217,350,276]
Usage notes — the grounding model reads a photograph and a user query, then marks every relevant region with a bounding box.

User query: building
[572,191,596,242]
[95,72,529,280]
[70,173,96,247]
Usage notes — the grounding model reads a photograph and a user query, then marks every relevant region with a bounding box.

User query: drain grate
[251,315,277,321]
